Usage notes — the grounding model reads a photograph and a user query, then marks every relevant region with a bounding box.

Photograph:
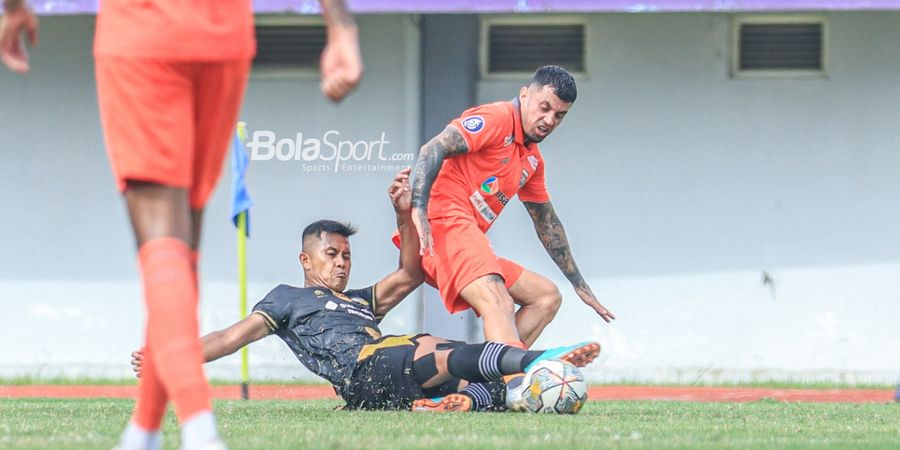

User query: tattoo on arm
[523,201,586,289]
[411,126,469,210]
[320,0,356,28]
[485,274,505,284]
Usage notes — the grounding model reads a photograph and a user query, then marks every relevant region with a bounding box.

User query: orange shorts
[95,57,251,208]
[394,216,524,314]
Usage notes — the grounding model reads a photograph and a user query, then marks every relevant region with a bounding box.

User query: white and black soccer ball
[518,360,588,414]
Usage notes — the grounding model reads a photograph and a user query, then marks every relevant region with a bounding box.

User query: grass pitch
[1,398,897,449]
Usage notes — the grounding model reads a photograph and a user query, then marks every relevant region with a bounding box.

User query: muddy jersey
[252,284,381,397]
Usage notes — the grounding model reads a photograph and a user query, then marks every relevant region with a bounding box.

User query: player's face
[518,84,572,143]
[300,232,352,292]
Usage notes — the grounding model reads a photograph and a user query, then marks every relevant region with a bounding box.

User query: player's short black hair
[302,220,358,247]
[529,65,577,103]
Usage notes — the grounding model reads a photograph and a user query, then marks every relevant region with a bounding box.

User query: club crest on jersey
[461,116,485,133]
[481,176,499,194]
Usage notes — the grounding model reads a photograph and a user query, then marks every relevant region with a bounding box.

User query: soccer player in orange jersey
[2,1,362,449]
[403,66,615,353]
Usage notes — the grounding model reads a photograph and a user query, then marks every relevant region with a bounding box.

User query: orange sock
[131,345,168,430]
[139,237,212,423]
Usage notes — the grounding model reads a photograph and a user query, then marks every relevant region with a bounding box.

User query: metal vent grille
[739,23,823,71]
[254,25,326,69]
[487,24,585,73]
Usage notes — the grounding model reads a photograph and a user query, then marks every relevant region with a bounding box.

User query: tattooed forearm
[320,0,356,28]
[411,126,469,210]
[523,201,586,288]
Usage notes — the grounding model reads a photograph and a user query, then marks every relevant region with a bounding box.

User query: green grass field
[1,398,897,449]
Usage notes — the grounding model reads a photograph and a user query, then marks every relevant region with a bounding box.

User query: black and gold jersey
[251,284,383,397]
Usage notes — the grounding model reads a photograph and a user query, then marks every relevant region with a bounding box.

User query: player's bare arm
[374,168,425,317]
[130,314,272,378]
[0,0,38,74]
[410,126,469,254]
[523,200,616,323]
[319,0,363,102]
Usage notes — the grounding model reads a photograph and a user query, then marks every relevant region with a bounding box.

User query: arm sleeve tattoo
[523,201,587,289]
[411,125,469,210]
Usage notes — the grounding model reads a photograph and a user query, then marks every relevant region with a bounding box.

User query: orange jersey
[94,0,255,60]
[430,100,551,232]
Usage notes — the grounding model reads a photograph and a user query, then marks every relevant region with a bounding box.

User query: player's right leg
[458,275,521,345]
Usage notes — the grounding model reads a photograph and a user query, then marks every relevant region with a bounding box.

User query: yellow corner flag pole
[238,210,249,400]
[236,121,250,400]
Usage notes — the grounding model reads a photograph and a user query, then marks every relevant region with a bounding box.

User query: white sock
[180,411,220,450]
[117,422,162,450]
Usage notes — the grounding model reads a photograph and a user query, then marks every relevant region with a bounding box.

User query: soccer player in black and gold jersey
[132,170,599,411]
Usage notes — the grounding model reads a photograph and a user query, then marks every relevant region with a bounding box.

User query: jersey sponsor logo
[527,155,539,170]
[469,191,497,223]
[481,176,499,194]
[494,191,509,206]
[519,169,529,188]
[461,116,485,133]
[500,157,510,165]
[314,289,326,297]
[503,133,515,147]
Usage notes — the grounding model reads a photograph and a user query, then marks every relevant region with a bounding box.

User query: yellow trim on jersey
[253,310,278,331]
[356,334,415,362]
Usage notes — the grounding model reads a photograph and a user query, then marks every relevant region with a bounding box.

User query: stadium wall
[1,12,898,384]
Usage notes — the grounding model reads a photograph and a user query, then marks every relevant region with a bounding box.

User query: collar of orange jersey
[510,97,537,150]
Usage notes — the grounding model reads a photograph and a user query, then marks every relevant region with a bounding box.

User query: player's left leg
[410,336,599,412]
[502,261,562,348]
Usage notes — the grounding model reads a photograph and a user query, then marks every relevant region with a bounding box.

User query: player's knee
[535,283,562,316]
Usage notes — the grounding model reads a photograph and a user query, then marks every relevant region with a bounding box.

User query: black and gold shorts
[344,334,458,410]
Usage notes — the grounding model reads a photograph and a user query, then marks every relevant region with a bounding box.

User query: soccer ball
[512,360,588,414]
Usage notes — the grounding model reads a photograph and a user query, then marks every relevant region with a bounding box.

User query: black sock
[447,342,510,382]
[518,350,544,371]
[447,342,547,382]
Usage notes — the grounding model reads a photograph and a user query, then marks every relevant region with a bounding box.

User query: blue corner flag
[231,122,253,236]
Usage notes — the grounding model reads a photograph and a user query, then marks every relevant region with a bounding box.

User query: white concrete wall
[1,12,898,383]
[478,12,900,383]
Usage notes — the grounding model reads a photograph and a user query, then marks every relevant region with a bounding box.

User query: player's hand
[319,25,362,102]
[388,168,412,214]
[0,4,38,74]
[411,207,433,256]
[575,285,616,323]
[131,348,145,378]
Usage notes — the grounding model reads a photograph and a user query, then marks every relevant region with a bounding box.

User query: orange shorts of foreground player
[95,58,251,208]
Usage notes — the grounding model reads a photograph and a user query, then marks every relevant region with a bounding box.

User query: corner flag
[231,122,252,400]
[231,122,253,236]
